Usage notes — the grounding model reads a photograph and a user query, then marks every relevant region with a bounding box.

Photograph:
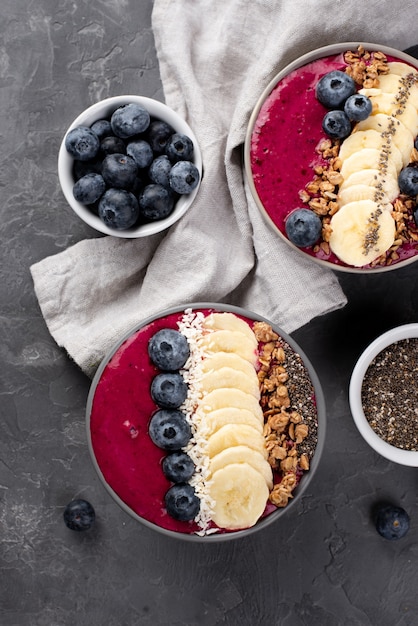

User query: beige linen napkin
[30,0,417,377]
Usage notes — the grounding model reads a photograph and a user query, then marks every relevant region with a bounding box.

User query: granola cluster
[253,321,317,508]
[299,45,418,267]
[344,45,389,87]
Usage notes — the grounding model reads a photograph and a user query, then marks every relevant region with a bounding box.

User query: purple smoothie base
[88,309,311,536]
[249,51,418,269]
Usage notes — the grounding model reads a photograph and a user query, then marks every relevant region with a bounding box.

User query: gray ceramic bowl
[244,42,418,274]
[58,95,202,238]
[86,303,326,541]
[349,323,418,466]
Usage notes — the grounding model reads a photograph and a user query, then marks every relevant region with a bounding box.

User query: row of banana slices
[191,312,273,531]
[328,61,418,267]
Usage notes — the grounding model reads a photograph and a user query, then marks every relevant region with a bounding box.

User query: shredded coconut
[177,309,217,534]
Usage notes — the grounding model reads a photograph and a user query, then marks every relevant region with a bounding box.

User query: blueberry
[374,503,410,540]
[165,133,194,162]
[398,165,418,196]
[148,408,191,450]
[413,204,418,228]
[316,70,356,109]
[322,110,352,140]
[285,208,322,247]
[150,372,188,409]
[126,139,154,169]
[100,135,127,156]
[101,153,138,189]
[73,173,106,204]
[165,483,200,521]
[162,451,195,483]
[98,188,139,230]
[149,155,172,187]
[147,119,175,154]
[344,93,372,121]
[63,499,95,531]
[139,184,176,221]
[65,126,100,161]
[90,119,112,139]
[169,161,200,194]
[110,103,150,139]
[73,157,102,180]
[148,328,190,371]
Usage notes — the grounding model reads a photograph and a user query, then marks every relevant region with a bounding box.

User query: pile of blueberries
[147,328,201,522]
[65,102,200,230]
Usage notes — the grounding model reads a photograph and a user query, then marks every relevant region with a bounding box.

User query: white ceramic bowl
[244,42,418,273]
[86,302,326,541]
[349,324,418,466]
[58,95,202,238]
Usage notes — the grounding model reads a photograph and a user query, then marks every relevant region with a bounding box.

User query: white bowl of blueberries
[58,96,203,237]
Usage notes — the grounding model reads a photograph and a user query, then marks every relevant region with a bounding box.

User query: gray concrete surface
[1,2,418,625]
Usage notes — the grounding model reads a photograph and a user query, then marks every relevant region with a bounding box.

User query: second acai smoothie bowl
[245,42,418,272]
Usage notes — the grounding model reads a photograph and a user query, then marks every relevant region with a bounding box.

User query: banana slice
[203,312,258,347]
[329,199,396,267]
[198,330,258,365]
[209,445,273,489]
[338,130,403,173]
[378,73,418,110]
[206,423,268,459]
[338,168,400,203]
[386,61,418,77]
[201,351,259,379]
[338,183,391,208]
[201,366,260,399]
[354,113,414,167]
[340,147,399,181]
[204,408,264,435]
[198,387,264,421]
[368,92,418,137]
[208,463,269,530]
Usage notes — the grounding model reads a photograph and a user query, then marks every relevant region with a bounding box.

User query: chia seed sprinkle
[361,338,418,450]
[279,339,318,459]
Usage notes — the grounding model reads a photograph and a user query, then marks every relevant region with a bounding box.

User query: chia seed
[361,338,418,450]
[281,340,318,460]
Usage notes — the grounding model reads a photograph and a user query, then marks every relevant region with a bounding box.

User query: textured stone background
[1,2,418,625]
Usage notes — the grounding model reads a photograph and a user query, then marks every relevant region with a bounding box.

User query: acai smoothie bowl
[86,303,326,541]
[245,43,418,273]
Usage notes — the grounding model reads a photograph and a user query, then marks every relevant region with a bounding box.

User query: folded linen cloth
[30,0,416,377]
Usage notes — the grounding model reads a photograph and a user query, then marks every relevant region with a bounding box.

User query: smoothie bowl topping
[87,306,324,539]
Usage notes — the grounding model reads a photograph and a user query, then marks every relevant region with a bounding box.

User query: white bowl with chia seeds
[349,324,418,466]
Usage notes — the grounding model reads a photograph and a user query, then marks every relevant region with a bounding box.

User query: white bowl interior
[349,323,418,466]
[58,95,202,238]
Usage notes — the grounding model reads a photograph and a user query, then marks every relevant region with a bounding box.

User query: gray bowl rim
[244,41,418,275]
[86,302,327,542]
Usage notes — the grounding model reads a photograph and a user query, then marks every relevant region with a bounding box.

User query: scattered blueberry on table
[374,503,410,540]
[63,499,96,531]
[65,103,200,230]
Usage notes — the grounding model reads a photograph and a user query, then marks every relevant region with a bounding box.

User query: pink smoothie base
[245,43,418,272]
[86,304,325,540]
